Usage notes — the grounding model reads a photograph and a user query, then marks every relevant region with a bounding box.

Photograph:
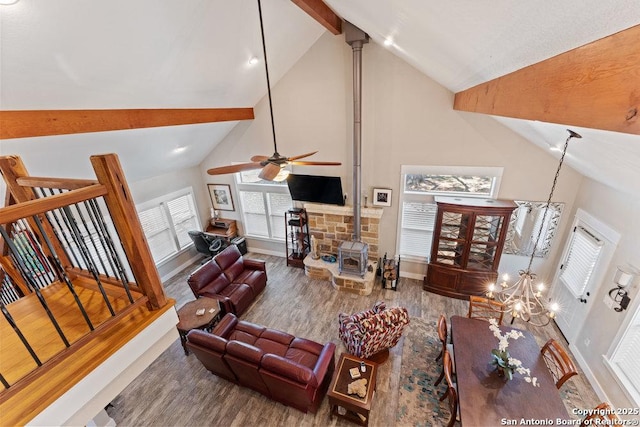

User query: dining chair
[441,350,459,427]
[435,315,455,391]
[541,338,578,389]
[467,295,505,325]
[580,402,619,426]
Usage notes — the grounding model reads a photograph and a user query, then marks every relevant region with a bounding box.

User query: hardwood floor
[107,253,599,426]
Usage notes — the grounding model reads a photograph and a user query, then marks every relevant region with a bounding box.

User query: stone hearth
[304,256,378,296]
[303,203,383,261]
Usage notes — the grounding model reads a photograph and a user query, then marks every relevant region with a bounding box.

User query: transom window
[397,166,503,261]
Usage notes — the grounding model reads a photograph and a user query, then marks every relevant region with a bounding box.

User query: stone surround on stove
[303,203,383,261]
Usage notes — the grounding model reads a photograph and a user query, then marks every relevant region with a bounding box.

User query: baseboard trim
[569,342,609,403]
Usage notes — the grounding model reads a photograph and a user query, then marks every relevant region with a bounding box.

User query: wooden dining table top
[450,315,571,426]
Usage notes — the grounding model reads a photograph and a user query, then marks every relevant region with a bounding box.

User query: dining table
[450,315,571,426]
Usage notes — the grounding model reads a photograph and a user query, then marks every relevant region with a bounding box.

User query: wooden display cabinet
[424,196,516,299]
[285,208,310,268]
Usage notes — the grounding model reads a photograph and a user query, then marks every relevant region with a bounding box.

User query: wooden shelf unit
[285,208,310,268]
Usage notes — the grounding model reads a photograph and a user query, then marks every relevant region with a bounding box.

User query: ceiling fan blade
[258,163,283,180]
[286,151,318,161]
[207,162,262,175]
[250,155,270,162]
[289,161,342,166]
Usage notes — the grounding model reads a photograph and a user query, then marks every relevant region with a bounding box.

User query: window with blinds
[400,202,437,259]
[559,225,603,298]
[608,312,640,406]
[136,188,199,264]
[236,174,292,241]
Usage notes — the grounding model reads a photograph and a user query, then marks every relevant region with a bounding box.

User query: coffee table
[327,353,378,426]
[176,298,222,355]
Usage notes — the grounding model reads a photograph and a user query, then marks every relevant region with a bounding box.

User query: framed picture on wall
[373,188,392,207]
[208,184,235,211]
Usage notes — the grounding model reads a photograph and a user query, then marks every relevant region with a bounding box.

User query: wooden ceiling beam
[0,108,254,139]
[453,24,640,135]
[291,0,342,35]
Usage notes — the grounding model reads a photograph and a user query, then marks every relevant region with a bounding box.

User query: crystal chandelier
[487,129,582,326]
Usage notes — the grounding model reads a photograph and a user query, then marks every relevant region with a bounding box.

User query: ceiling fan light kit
[206,0,341,181]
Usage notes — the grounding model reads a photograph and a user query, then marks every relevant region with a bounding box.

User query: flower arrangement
[488,319,539,386]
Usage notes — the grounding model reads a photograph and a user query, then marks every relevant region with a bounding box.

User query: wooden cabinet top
[434,196,516,212]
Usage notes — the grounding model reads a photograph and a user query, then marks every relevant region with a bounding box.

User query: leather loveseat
[187,245,266,316]
[186,313,336,414]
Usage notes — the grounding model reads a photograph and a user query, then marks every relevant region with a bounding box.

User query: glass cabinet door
[467,214,504,271]
[435,211,469,266]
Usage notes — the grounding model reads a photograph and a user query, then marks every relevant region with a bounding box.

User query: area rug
[396,317,584,427]
[396,317,450,427]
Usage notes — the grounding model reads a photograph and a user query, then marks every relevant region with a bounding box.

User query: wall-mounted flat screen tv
[286,174,345,206]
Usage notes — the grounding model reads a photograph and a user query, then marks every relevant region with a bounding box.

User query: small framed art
[208,184,235,211]
[373,188,392,207]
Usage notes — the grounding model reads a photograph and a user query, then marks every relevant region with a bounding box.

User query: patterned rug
[396,317,584,426]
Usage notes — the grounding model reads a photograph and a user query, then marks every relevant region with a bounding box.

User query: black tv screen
[286,174,345,206]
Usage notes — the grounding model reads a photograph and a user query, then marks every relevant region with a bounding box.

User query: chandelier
[487,129,582,326]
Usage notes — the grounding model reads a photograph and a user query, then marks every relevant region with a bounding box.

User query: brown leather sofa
[187,245,266,316]
[187,313,336,414]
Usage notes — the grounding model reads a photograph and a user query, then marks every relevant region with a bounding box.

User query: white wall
[200,31,584,281]
[566,177,640,408]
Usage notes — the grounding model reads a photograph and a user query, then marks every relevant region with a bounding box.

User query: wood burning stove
[338,241,369,277]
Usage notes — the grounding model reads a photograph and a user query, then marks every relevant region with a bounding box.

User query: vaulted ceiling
[1,0,639,193]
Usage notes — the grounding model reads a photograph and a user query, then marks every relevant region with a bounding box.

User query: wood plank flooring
[107,254,600,426]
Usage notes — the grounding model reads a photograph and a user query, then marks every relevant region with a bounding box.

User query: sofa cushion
[187,260,225,294]
[261,354,315,385]
[214,245,244,280]
[229,320,265,345]
[226,340,265,364]
[285,339,323,370]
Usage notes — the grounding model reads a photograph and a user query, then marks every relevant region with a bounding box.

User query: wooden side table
[327,353,378,426]
[176,298,222,355]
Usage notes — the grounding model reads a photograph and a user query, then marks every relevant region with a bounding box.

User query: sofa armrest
[212,313,239,338]
[243,258,266,273]
[312,342,336,387]
[187,329,228,353]
[261,354,315,386]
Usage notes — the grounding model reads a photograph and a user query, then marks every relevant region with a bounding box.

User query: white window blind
[236,173,292,241]
[399,202,437,259]
[559,225,603,298]
[609,312,640,406]
[137,188,199,264]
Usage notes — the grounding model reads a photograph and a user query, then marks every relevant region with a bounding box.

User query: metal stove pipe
[345,22,369,241]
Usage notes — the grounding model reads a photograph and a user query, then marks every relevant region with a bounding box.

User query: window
[607,309,640,406]
[236,171,292,240]
[137,188,199,264]
[397,166,503,261]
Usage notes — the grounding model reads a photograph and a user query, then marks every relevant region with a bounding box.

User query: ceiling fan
[206,0,341,182]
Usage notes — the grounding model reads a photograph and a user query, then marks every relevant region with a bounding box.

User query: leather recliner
[187,313,336,414]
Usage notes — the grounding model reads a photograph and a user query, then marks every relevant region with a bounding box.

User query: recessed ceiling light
[173,146,187,154]
[0,0,20,5]
[248,56,259,66]
[383,37,394,47]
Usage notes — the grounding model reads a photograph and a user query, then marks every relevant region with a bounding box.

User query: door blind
[611,319,640,405]
[559,225,603,298]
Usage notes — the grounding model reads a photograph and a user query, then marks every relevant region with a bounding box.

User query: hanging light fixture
[487,129,582,326]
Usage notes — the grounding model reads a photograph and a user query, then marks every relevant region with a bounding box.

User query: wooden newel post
[90,154,167,310]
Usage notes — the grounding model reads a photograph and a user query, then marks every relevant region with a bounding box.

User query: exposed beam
[0,108,255,139]
[291,0,342,35]
[453,24,640,135]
